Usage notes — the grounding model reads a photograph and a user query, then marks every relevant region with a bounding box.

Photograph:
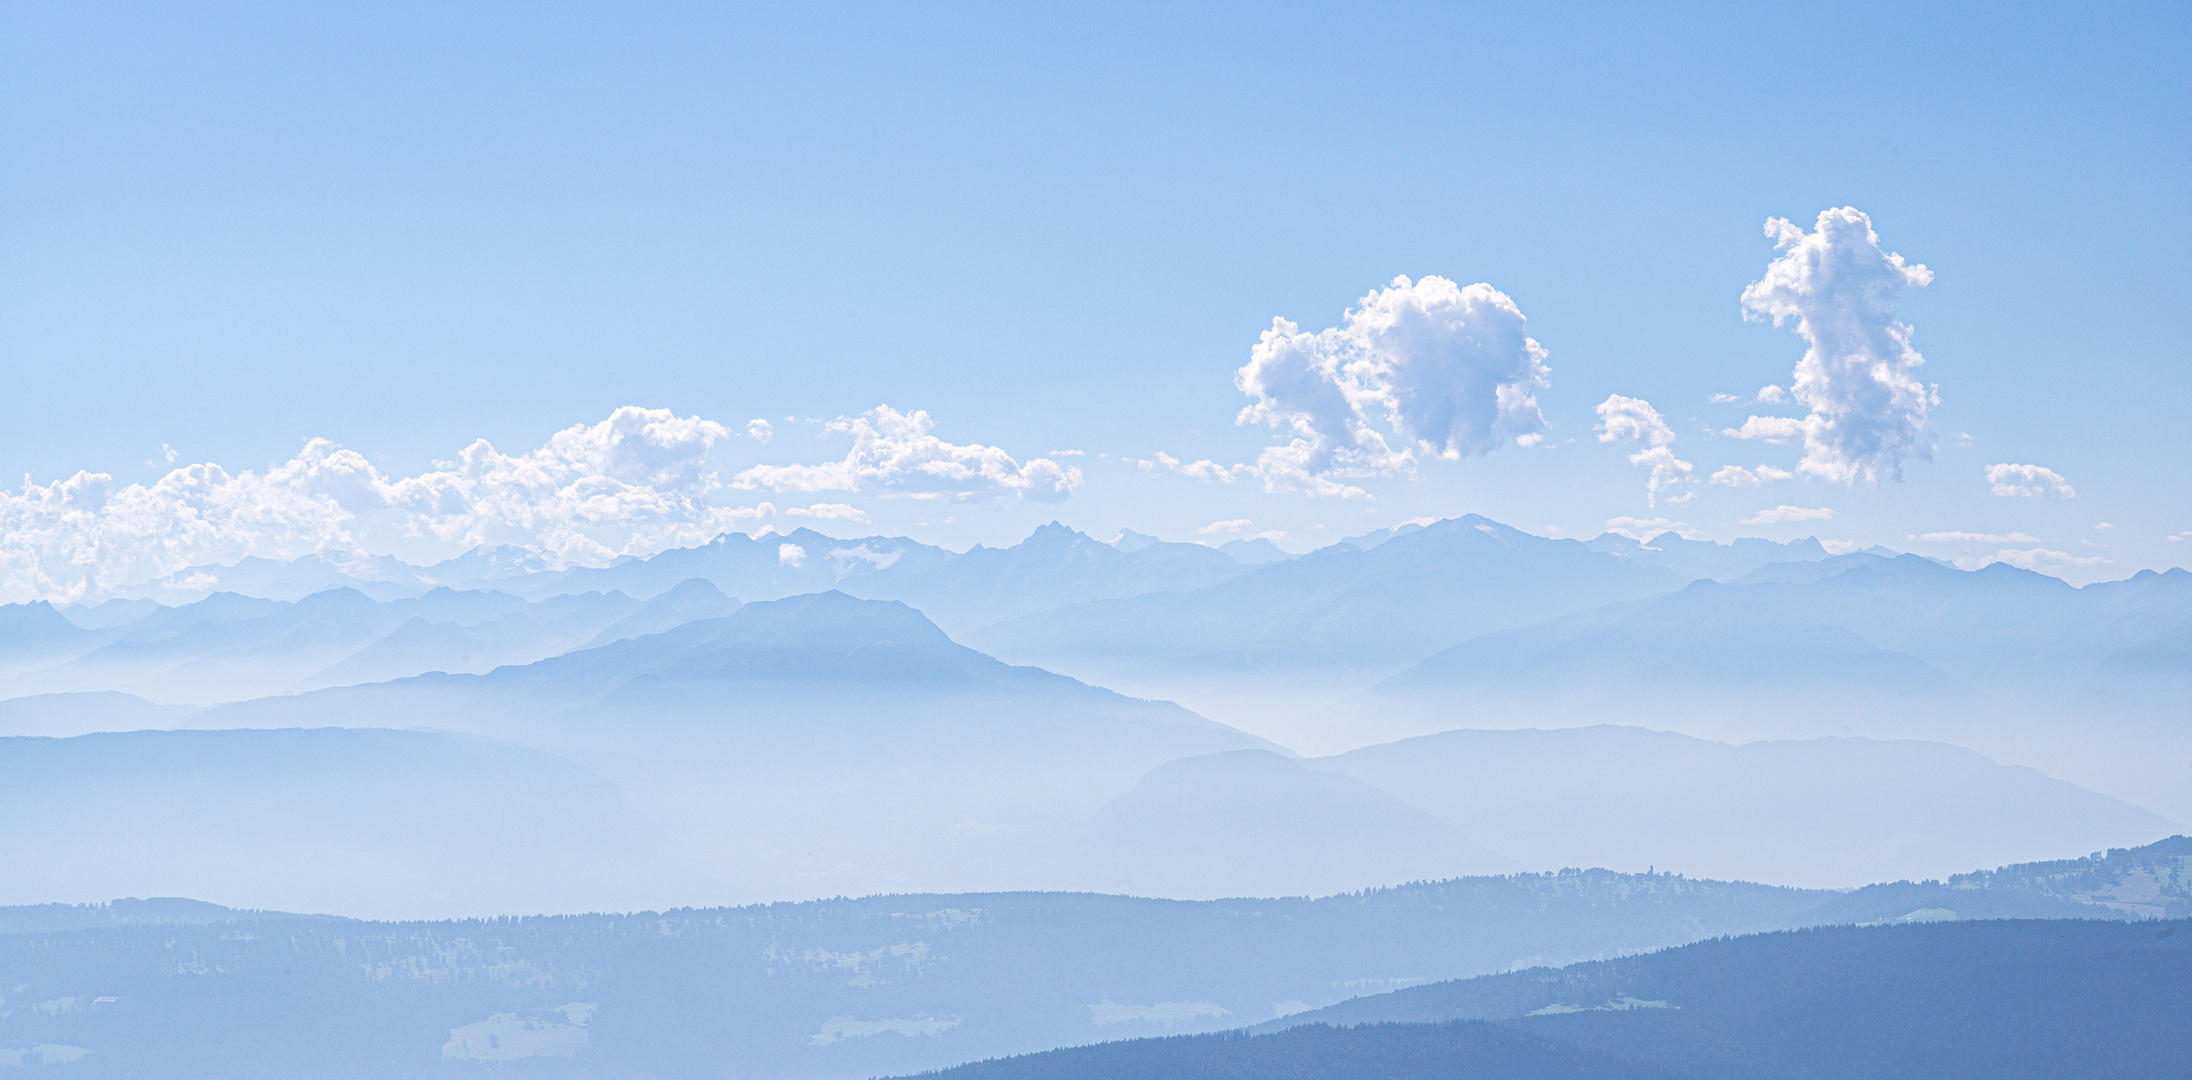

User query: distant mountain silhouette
[1217,537,1292,564]
[580,577,741,648]
[0,871,1833,1078]
[1792,834,2192,925]
[0,727,653,917]
[1313,726,2176,888]
[908,1020,1680,1080]
[1257,917,2192,1080]
[112,551,432,603]
[965,516,1685,733]
[0,600,97,678]
[1584,531,1835,583]
[1331,577,1956,746]
[1327,557,2192,820]
[0,896,330,935]
[848,522,1250,631]
[1083,749,1511,898]
[198,592,1275,899]
[2,586,644,703]
[0,690,198,738]
[491,523,1250,634]
[528,527,954,603]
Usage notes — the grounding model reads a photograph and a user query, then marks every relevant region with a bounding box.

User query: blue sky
[3,1,2186,593]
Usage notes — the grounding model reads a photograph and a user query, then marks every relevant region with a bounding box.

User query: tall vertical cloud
[1235,275,1550,496]
[1594,395,1693,505]
[1732,208,1935,484]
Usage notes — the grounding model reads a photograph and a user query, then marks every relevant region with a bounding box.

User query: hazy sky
[4,1,2186,592]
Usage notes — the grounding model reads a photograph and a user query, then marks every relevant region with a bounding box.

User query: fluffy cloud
[0,406,769,603]
[1755,385,1787,404]
[732,406,1082,503]
[1916,531,2040,544]
[1594,395,1693,506]
[1741,505,1836,525]
[777,542,807,568]
[1195,518,1288,542]
[1719,415,1806,443]
[1195,519,1258,535]
[1985,463,2077,499]
[1235,275,1550,496]
[784,502,871,523]
[747,419,774,443]
[1141,452,1240,484]
[1709,464,1794,487]
[1603,516,1702,542]
[1733,208,1935,484]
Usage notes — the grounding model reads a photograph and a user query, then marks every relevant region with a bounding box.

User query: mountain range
[2,514,2185,907]
[1245,916,2192,1080]
[3,836,2185,1079]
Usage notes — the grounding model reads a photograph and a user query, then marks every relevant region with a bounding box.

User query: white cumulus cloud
[1966,547,2109,571]
[1984,463,2077,499]
[1235,275,1550,496]
[1603,516,1702,542]
[1755,385,1787,404]
[0,406,771,603]
[732,406,1082,503]
[747,419,774,442]
[1720,415,1807,443]
[784,502,871,523]
[1146,452,1240,484]
[1741,505,1836,525]
[1915,531,2040,544]
[778,542,807,568]
[1195,519,1258,535]
[1594,395,1693,506]
[1709,464,1795,487]
[1735,207,1935,484]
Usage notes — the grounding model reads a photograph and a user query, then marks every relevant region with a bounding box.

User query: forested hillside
[911,1021,1681,1080]
[0,872,1823,1079]
[1255,918,2192,1080]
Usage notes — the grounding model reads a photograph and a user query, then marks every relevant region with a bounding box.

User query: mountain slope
[1082,750,1511,898]
[1335,578,1955,746]
[0,691,199,738]
[1259,918,2192,1080]
[197,592,1276,898]
[965,515,1684,738]
[848,522,1251,631]
[1313,726,2175,888]
[0,872,1830,1079]
[1795,834,2192,925]
[1332,558,2192,819]
[906,1021,1681,1080]
[0,727,652,917]
[579,576,741,647]
[0,601,99,678]
[525,523,1251,633]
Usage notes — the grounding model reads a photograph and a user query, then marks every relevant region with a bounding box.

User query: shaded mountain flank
[1254,917,2192,1080]
[1309,726,2176,888]
[191,592,1276,901]
[6,837,2187,1080]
